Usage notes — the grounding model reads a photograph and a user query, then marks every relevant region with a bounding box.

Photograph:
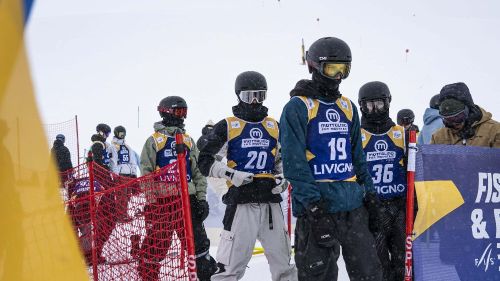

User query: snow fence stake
[404,130,417,281]
[175,132,198,281]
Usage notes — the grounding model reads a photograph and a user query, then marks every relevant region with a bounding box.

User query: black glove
[363,192,384,234]
[306,201,338,248]
[191,196,210,222]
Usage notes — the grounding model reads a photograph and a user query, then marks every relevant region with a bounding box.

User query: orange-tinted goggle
[158,106,187,118]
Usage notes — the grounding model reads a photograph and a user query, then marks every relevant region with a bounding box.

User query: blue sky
[26,0,500,154]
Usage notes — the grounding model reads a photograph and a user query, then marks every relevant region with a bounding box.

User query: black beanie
[439,82,474,106]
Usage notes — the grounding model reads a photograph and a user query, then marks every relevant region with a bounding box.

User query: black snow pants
[374,196,406,281]
[294,206,382,281]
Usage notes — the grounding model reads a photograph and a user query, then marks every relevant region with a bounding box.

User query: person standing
[279,37,382,281]
[51,134,73,173]
[86,123,118,265]
[417,94,443,145]
[111,125,140,222]
[138,96,217,281]
[198,71,297,281]
[358,81,407,281]
[431,82,500,147]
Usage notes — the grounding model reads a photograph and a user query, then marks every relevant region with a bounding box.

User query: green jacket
[279,80,374,216]
[140,122,207,201]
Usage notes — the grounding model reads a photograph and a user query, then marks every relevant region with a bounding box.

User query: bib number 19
[328,138,347,160]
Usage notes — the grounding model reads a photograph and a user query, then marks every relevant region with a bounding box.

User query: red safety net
[61,161,193,280]
[44,116,80,166]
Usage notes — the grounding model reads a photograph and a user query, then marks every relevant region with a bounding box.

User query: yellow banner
[0,0,88,279]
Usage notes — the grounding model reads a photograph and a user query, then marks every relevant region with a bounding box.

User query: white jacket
[111,137,140,176]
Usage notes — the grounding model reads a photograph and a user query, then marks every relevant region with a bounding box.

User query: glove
[196,200,210,222]
[306,201,338,248]
[363,192,384,234]
[271,174,288,194]
[209,161,253,187]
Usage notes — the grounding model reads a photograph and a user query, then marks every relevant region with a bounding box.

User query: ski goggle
[441,109,467,127]
[363,99,386,113]
[157,106,188,118]
[321,62,351,79]
[238,90,267,104]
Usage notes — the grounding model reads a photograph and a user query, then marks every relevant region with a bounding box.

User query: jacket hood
[111,136,125,145]
[290,79,340,102]
[472,107,492,128]
[153,121,185,135]
[423,108,441,125]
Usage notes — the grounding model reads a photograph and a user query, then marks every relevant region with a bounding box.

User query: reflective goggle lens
[442,110,466,126]
[365,100,385,112]
[158,107,187,118]
[238,90,267,104]
[321,63,350,79]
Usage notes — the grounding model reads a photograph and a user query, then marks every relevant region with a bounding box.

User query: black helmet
[234,71,267,104]
[306,37,352,79]
[358,81,392,120]
[358,81,392,103]
[114,125,126,139]
[235,71,267,93]
[429,94,440,109]
[157,96,188,119]
[56,134,65,143]
[397,109,415,126]
[96,123,111,136]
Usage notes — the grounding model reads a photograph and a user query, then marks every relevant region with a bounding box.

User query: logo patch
[318,108,348,134]
[242,127,269,148]
[340,99,348,109]
[266,121,275,129]
[366,140,396,161]
[231,121,240,128]
[393,130,402,139]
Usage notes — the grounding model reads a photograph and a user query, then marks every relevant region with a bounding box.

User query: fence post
[175,132,198,281]
[404,130,417,281]
[88,161,99,280]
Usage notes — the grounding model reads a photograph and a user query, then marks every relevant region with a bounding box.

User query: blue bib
[298,96,357,181]
[116,144,130,165]
[361,126,407,199]
[152,133,192,182]
[226,117,278,177]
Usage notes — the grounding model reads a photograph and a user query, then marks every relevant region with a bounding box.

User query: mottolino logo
[326,109,341,123]
[374,140,389,152]
[249,128,263,139]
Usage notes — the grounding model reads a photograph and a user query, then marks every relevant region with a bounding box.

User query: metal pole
[175,133,198,281]
[404,130,417,281]
[75,115,80,166]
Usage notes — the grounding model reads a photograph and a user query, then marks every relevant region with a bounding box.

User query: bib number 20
[245,151,267,169]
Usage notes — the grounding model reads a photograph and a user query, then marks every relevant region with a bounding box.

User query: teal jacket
[279,80,374,216]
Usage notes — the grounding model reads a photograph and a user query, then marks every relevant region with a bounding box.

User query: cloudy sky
[26,0,500,158]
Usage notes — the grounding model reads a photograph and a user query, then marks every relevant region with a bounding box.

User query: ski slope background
[24,1,500,280]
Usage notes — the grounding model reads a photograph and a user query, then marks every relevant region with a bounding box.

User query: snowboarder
[137,96,217,281]
[279,37,383,281]
[111,125,140,222]
[198,71,297,281]
[358,81,407,281]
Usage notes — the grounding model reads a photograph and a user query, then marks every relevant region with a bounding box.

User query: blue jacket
[279,80,374,216]
[417,108,444,145]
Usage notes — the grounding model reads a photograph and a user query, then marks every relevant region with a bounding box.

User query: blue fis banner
[412,145,500,281]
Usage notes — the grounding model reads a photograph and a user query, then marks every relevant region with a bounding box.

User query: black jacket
[198,104,281,204]
[51,139,73,172]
